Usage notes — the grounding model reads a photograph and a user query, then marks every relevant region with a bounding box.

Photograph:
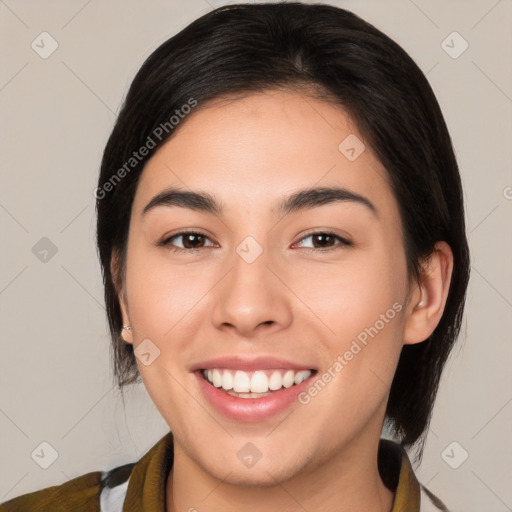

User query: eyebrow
[142,186,378,218]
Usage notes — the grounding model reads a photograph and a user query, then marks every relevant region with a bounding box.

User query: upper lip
[190,356,317,372]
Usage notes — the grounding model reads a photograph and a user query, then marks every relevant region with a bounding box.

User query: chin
[215,466,294,488]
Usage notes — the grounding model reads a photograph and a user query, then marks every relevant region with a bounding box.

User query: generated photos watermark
[298,301,403,405]
[94,97,198,200]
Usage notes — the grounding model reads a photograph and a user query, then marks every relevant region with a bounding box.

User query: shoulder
[0,463,135,512]
[378,438,452,512]
[0,471,103,512]
[0,432,173,512]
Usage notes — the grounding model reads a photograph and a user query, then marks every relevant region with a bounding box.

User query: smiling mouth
[198,368,318,398]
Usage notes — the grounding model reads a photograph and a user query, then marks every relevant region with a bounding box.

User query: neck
[166,423,395,512]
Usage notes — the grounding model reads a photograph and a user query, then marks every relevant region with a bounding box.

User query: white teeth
[222,370,234,390]
[294,370,309,385]
[212,369,223,387]
[202,368,313,393]
[282,370,295,388]
[233,370,250,392]
[268,371,283,391]
[250,371,268,393]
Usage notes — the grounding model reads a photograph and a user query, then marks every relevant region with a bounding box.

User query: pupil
[184,234,203,248]
[314,234,333,248]
[181,234,334,249]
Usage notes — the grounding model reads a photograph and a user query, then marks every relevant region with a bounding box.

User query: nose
[211,243,293,338]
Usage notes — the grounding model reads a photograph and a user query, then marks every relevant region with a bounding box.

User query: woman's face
[117,88,419,485]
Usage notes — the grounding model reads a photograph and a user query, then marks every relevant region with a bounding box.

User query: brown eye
[294,231,352,251]
[160,231,215,252]
[179,233,206,249]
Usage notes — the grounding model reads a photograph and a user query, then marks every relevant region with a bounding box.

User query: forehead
[132,89,395,219]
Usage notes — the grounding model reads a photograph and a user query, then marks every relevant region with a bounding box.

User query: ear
[111,249,133,344]
[403,241,454,345]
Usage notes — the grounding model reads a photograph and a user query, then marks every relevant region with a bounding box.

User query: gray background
[1,0,511,510]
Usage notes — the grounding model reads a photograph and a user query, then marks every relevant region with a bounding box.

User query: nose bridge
[211,233,292,335]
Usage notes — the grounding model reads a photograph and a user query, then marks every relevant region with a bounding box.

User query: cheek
[297,257,405,430]
[294,245,406,393]
[292,248,404,335]
[126,230,406,347]
[123,245,204,420]
[125,242,210,335]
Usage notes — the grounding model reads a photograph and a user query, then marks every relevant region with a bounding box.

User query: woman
[0,2,469,511]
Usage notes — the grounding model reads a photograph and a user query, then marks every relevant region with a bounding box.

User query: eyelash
[158,230,352,254]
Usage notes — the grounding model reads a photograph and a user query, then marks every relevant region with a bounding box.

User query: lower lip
[194,370,317,422]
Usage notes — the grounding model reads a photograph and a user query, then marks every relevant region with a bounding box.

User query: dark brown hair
[96,2,470,462]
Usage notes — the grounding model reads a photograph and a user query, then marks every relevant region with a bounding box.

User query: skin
[113,88,453,512]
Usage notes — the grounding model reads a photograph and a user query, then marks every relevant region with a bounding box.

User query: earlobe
[118,293,134,344]
[121,324,133,344]
[403,241,454,345]
[111,249,133,344]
